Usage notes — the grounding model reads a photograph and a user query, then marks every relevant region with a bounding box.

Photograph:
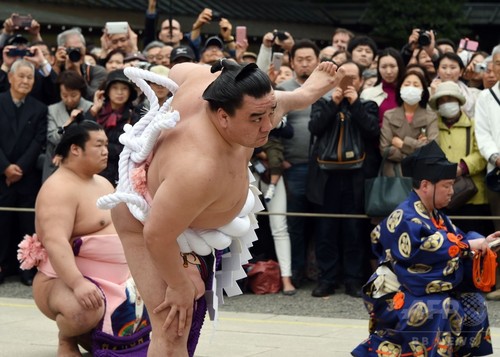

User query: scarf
[97,102,126,129]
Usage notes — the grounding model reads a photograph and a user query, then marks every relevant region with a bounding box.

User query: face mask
[400,86,423,105]
[438,102,461,118]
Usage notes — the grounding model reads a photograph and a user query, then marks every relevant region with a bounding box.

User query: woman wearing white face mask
[380,70,438,178]
[429,81,492,235]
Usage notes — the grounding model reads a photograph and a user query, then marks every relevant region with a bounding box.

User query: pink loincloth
[38,234,131,334]
[131,153,154,206]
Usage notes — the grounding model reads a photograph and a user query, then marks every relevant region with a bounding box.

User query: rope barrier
[1,205,499,221]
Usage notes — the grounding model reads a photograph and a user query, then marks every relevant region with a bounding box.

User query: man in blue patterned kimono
[352,141,500,357]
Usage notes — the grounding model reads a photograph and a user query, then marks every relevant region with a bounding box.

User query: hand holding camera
[211,10,223,22]
[6,47,34,58]
[219,18,233,41]
[273,30,294,51]
[54,45,83,71]
[192,8,211,31]
[408,28,435,50]
[11,14,33,30]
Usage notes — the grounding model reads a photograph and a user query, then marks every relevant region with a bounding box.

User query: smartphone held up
[236,26,247,46]
[105,21,129,35]
[12,14,33,28]
[272,52,283,71]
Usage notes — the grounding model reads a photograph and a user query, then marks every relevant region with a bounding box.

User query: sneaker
[264,184,276,202]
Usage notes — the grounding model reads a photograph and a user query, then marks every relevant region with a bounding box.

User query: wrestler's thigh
[33,273,103,324]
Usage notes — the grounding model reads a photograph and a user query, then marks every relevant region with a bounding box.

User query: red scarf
[97,102,126,128]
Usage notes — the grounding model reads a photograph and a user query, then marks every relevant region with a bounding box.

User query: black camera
[7,48,34,58]
[66,47,82,62]
[273,30,289,41]
[417,30,432,47]
[212,11,222,22]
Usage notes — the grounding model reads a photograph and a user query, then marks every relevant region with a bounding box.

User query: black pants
[0,186,36,274]
[314,170,366,286]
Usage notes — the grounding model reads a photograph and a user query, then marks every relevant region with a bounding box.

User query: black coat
[307,97,380,206]
[0,91,47,195]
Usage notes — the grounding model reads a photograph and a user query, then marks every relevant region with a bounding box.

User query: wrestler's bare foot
[303,61,346,95]
[57,332,83,357]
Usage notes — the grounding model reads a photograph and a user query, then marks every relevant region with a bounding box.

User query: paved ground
[3,275,500,326]
[2,275,500,356]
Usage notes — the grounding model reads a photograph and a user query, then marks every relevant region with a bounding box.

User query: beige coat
[438,113,487,205]
[380,106,439,177]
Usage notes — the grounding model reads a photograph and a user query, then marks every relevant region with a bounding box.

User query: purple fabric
[186,249,221,356]
[72,237,82,256]
[187,297,207,357]
[92,326,151,356]
[87,277,151,356]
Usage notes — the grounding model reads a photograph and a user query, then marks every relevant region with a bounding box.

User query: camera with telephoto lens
[417,29,432,47]
[66,47,82,62]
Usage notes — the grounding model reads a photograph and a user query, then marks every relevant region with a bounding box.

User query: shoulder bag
[447,126,478,211]
[364,148,412,217]
[315,110,365,170]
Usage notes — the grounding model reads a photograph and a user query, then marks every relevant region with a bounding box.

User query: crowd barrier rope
[1,206,499,222]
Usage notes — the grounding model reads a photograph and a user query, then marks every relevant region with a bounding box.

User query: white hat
[428,81,466,111]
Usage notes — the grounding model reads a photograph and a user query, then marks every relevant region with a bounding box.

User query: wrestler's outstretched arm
[273,61,345,126]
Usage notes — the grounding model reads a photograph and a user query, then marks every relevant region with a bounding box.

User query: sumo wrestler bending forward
[108,59,343,356]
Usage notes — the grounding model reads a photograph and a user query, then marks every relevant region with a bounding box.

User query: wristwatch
[489,153,500,166]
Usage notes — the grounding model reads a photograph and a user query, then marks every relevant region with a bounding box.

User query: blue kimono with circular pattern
[352,191,493,357]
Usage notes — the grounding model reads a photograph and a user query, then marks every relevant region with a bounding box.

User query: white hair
[57,27,86,47]
[492,44,500,58]
[10,59,34,73]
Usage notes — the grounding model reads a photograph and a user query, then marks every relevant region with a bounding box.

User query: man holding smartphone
[98,22,139,61]
[0,13,42,48]
[144,1,216,61]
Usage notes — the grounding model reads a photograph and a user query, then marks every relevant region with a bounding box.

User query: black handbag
[315,111,365,170]
[447,127,477,210]
[364,148,412,217]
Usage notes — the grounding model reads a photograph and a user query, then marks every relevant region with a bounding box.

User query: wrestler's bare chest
[73,185,114,237]
[149,132,252,228]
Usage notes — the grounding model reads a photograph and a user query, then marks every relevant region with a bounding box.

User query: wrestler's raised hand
[154,281,198,336]
[73,277,104,310]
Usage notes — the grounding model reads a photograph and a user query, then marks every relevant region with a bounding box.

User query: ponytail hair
[55,119,103,159]
[202,58,272,116]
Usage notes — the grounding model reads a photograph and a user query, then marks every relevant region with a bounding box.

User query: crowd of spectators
[0,3,499,305]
